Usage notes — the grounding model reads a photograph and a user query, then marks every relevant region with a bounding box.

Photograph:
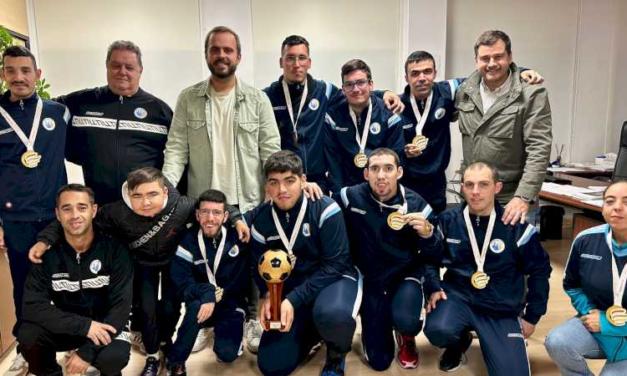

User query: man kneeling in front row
[18,184,133,376]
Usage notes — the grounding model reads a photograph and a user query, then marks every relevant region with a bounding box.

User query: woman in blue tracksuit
[545,180,627,375]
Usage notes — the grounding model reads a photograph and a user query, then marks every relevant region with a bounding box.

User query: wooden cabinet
[0,253,16,356]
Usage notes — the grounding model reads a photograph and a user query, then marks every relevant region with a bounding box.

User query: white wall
[607,0,627,150]
[32,0,203,107]
[250,0,400,90]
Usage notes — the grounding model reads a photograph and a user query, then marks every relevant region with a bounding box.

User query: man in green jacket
[162,25,280,213]
[455,30,552,226]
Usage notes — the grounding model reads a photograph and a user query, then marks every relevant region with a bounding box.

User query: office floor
[0,222,606,375]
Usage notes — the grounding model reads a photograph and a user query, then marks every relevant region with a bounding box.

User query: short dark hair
[341,59,372,82]
[474,30,512,57]
[205,26,241,56]
[56,184,95,207]
[197,189,227,210]
[2,45,37,69]
[461,161,500,183]
[126,167,165,191]
[603,179,627,199]
[367,148,400,168]
[281,35,309,55]
[106,40,143,69]
[404,50,435,74]
[264,150,304,178]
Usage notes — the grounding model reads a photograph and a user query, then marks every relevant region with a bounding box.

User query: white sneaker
[244,320,263,354]
[131,331,146,354]
[191,328,212,353]
[5,353,28,376]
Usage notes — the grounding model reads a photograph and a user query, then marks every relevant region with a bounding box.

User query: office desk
[539,173,608,236]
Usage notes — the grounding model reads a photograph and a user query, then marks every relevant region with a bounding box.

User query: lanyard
[463,206,496,273]
[370,185,408,214]
[197,227,226,288]
[607,229,627,306]
[281,79,308,137]
[271,197,308,261]
[349,100,373,154]
[410,91,432,136]
[0,98,43,151]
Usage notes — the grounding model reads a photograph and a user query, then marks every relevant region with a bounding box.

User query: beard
[209,59,237,79]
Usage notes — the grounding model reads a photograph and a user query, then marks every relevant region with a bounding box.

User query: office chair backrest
[613,121,627,181]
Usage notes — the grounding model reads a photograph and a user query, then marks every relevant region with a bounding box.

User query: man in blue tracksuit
[337,148,442,370]
[396,51,459,213]
[324,59,407,195]
[545,180,627,375]
[423,161,551,375]
[250,150,360,376]
[264,35,404,194]
[0,45,70,375]
[167,189,249,376]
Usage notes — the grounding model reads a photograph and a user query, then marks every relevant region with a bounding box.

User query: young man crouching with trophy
[250,150,361,376]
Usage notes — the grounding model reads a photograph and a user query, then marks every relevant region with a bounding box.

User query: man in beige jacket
[162,26,280,213]
[455,30,552,226]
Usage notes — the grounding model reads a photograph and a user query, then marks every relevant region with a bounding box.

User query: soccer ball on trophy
[258,249,293,283]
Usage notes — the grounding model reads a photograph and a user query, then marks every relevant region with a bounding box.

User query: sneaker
[394,332,419,369]
[438,332,472,372]
[320,354,345,376]
[167,363,186,376]
[245,319,263,354]
[191,328,211,353]
[6,353,28,376]
[131,331,146,354]
[141,356,162,376]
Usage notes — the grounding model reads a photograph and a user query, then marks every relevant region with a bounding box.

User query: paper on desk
[541,182,596,195]
[547,167,586,173]
[582,199,603,207]
[587,186,607,193]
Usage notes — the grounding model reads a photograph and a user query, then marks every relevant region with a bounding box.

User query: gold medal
[606,305,627,326]
[387,211,405,230]
[470,271,490,289]
[353,152,368,168]
[215,286,224,303]
[21,150,41,168]
[412,135,429,151]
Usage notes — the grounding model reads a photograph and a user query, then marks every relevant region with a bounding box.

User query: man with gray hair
[455,30,552,226]
[58,40,173,205]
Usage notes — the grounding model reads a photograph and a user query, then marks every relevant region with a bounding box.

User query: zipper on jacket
[76,253,83,289]
[19,99,24,110]
[116,96,123,188]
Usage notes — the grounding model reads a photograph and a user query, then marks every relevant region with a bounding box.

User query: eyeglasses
[283,55,309,65]
[342,79,370,90]
[197,209,225,217]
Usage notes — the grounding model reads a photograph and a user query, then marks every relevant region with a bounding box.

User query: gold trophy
[258,249,293,330]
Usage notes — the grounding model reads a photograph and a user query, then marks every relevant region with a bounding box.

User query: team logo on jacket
[228,245,240,257]
[90,259,102,274]
[302,223,311,237]
[42,118,56,131]
[309,99,320,111]
[435,108,446,120]
[134,107,148,119]
[489,239,505,254]
[369,122,381,135]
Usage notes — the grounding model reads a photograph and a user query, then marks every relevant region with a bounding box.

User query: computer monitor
[613,121,627,181]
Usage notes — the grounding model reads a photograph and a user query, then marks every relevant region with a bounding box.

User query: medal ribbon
[281,79,309,138]
[0,98,43,151]
[271,197,308,259]
[606,229,627,307]
[197,227,226,289]
[410,91,432,136]
[463,206,496,273]
[370,185,408,214]
[349,100,373,154]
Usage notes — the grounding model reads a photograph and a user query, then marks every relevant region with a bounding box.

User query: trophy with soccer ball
[258,249,293,330]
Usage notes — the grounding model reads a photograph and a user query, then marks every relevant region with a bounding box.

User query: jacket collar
[103,85,145,101]
[0,90,38,107]
[460,62,522,109]
[197,77,247,102]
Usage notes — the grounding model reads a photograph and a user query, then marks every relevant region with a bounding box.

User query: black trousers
[18,322,130,376]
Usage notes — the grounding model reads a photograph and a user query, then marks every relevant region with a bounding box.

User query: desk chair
[613,120,627,180]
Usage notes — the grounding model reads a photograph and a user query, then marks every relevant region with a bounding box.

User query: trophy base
[269,321,282,330]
